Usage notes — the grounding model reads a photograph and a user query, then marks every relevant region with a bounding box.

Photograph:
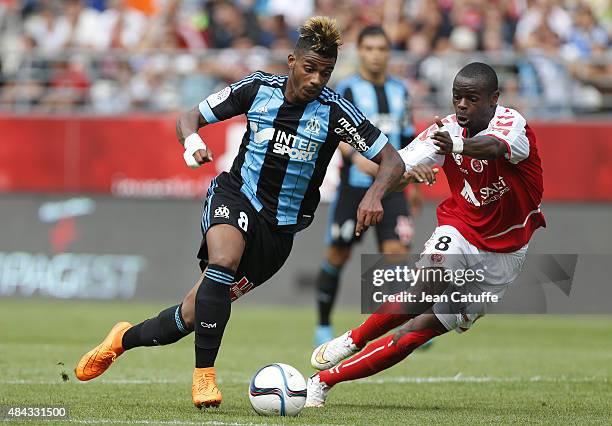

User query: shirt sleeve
[486,111,530,164]
[340,86,354,103]
[334,85,356,159]
[198,73,260,123]
[331,100,388,160]
[398,123,445,170]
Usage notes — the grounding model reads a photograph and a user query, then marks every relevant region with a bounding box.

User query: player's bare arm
[176,107,214,166]
[357,152,439,191]
[354,143,404,236]
[432,117,506,159]
[338,142,379,177]
[405,164,439,186]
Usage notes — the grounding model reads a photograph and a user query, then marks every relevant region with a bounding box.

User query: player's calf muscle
[327,245,351,267]
[181,273,205,328]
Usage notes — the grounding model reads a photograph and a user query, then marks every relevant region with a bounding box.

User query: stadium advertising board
[0,116,611,201]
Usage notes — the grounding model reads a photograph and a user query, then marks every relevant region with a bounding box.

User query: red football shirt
[401,106,545,252]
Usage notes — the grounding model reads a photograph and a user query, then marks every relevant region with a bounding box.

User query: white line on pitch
[358,374,609,384]
[1,375,608,385]
[40,420,268,426]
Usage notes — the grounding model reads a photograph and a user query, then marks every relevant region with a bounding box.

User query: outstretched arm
[369,143,405,197]
[355,143,404,236]
[338,142,380,177]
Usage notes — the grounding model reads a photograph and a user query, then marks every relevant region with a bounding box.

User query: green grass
[1,300,611,425]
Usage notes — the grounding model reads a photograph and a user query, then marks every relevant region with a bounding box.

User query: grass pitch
[1,299,611,425]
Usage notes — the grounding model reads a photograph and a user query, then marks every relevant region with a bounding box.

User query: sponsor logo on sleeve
[334,117,368,152]
[206,86,231,108]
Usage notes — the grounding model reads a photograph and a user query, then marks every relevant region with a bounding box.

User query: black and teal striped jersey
[198,71,388,232]
[336,74,415,188]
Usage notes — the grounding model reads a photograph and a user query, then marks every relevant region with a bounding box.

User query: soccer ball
[248,363,307,416]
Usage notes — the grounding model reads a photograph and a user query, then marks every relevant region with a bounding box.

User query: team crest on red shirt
[470,159,486,173]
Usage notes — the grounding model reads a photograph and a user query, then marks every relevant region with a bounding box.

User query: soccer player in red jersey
[306,62,546,407]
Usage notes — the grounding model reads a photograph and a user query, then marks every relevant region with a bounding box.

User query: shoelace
[195,372,217,393]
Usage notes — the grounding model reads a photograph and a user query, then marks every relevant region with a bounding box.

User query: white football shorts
[416,225,528,332]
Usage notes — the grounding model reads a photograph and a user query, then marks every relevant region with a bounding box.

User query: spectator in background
[515,0,572,49]
[0,35,47,110]
[521,21,573,115]
[561,3,608,60]
[481,5,514,53]
[24,2,72,53]
[266,0,314,29]
[207,0,264,48]
[381,0,412,50]
[258,14,298,49]
[89,59,133,113]
[1,0,611,116]
[583,0,612,35]
[562,2,610,112]
[38,55,90,111]
[66,0,102,49]
[408,0,447,51]
[0,0,24,76]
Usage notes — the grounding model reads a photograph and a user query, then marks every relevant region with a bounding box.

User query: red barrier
[0,115,611,201]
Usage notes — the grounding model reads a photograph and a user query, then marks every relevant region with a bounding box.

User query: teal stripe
[198,99,219,123]
[362,132,388,160]
[174,306,188,334]
[206,268,235,281]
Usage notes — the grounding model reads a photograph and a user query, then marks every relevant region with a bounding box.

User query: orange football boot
[75,321,132,381]
[192,367,222,408]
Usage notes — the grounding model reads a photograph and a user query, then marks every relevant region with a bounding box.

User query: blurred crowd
[0,0,611,117]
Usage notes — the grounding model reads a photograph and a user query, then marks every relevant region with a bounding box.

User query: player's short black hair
[295,16,342,59]
[357,25,390,46]
[456,62,499,94]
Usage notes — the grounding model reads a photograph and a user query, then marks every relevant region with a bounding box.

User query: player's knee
[205,224,244,270]
[180,295,195,329]
[206,254,241,271]
[327,245,351,267]
[404,313,445,335]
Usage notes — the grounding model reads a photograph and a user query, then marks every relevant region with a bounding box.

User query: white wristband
[451,134,464,154]
[436,125,463,154]
[183,133,207,168]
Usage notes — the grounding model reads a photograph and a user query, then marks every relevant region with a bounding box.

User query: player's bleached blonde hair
[295,16,342,58]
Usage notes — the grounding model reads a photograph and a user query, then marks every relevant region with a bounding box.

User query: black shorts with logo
[325,185,413,248]
[197,173,294,297]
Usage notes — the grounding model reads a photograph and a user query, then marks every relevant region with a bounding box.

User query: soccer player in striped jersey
[315,25,422,345]
[74,16,405,409]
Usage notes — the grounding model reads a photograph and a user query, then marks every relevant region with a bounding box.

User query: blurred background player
[315,25,422,346]
[306,62,546,407]
[74,16,405,410]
